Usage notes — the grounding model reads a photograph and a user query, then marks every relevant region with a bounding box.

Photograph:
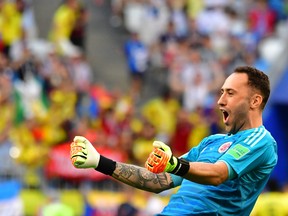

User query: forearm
[112,162,174,193]
[184,161,228,186]
[144,141,229,186]
[71,137,175,192]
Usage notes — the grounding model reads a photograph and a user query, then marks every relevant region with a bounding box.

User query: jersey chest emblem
[218,142,232,153]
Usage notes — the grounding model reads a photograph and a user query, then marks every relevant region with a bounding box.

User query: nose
[217,93,226,106]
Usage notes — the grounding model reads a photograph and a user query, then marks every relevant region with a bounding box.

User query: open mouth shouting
[220,109,230,124]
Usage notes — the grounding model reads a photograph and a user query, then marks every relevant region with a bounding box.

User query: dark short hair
[234,66,270,110]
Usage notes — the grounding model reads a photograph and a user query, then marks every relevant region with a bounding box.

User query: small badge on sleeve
[218,142,232,153]
[227,144,250,160]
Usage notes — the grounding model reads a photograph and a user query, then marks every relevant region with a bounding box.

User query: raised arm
[112,163,174,193]
[70,136,174,193]
[146,141,229,186]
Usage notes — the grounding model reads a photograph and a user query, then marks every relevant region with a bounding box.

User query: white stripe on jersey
[251,130,267,147]
[243,127,259,143]
[246,128,264,145]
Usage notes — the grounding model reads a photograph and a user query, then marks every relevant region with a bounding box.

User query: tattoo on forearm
[112,163,173,193]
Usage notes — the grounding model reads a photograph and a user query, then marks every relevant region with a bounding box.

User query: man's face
[217,73,252,134]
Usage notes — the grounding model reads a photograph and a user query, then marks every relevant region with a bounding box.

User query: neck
[233,111,263,134]
[247,111,263,129]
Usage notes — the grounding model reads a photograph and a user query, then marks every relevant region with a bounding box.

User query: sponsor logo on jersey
[218,142,232,153]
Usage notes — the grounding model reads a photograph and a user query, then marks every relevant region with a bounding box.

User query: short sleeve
[218,137,277,177]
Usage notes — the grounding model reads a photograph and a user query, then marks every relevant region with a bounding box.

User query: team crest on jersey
[218,142,232,153]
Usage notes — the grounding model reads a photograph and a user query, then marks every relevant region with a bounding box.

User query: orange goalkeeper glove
[145,141,190,176]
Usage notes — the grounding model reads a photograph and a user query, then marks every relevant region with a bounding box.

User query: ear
[250,94,263,109]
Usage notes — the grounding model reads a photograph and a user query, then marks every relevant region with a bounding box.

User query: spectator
[49,0,80,54]
[170,108,193,156]
[67,49,93,117]
[12,48,48,122]
[141,85,180,143]
[167,0,189,38]
[16,0,38,40]
[70,3,88,51]
[124,31,149,99]
[0,1,23,57]
[247,0,277,43]
[132,119,157,165]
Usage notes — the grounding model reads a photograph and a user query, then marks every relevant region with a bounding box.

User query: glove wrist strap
[170,158,190,176]
[95,155,116,175]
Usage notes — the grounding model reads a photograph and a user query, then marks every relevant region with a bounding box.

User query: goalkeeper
[70,66,278,215]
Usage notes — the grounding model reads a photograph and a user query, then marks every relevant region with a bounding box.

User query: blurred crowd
[1,0,288,215]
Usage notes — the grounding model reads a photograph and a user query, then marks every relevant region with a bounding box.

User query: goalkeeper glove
[70,136,116,175]
[145,141,190,176]
[71,136,100,168]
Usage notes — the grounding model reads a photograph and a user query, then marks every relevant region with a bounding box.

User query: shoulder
[241,126,276,148]
[196,133,227,148]
[206,133,227,141]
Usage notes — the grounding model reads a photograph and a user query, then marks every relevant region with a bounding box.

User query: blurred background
[0,0,288,215]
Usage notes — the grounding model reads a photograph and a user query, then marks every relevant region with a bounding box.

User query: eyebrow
[220,88,236,92]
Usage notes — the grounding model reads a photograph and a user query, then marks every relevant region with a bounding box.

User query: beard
[225,105,249,134]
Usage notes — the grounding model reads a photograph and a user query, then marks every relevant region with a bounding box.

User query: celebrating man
[70,66,277,215]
